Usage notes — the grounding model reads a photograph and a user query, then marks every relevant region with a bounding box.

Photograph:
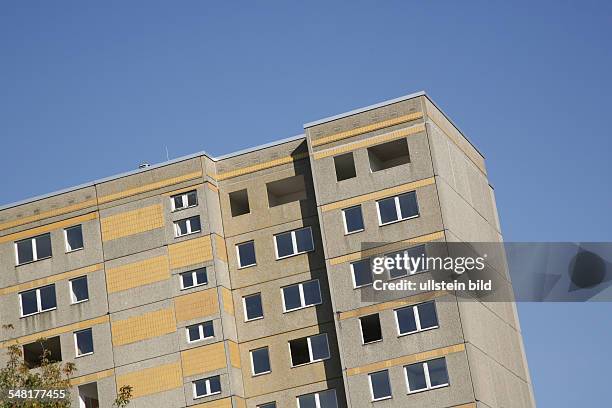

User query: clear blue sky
[1,1,611,406]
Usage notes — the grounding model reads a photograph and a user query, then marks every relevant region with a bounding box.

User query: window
[193,376,221,398]
[367,138,410,172]
[15,233,52,265]
[289,333,330,366]
[359,314,383,344]
[229,189,250,216]
[282,280,322,312]
[236,241,256,268]
[297,389,338,408]
[369,370,392,401]
[342,205,364,234]
[180,268,208,289]
[78,382,99,408]
[64,225,84,252]
[74,328,94,357]
[376,191,419,226]
[243,293,264,321]
[174,216,202,237]
[171,190,198,211]
[250,347,271,375]
[351,259,373,288]
[387,245,427,279]
[274,227,314,259]
[258,403,276,408]
[333,153,356,181]
[395,301,438,335]
[266,175,307,207]
[19,285,56,317]
[405,358,449,393]
[23,336,62,368]
[69,276,89,304]
[186,321,214,343]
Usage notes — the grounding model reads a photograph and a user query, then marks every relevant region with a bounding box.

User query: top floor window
[376,191,419,226]
[64,225,84,252]
[15,233,52,265]
[171,190,198,211]
[274,227,314,259]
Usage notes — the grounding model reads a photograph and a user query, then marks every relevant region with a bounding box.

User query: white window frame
[193,376,221,399]
[368,370,392,401]
[250,347,271,376]
[375,192,419,226]
[173,216,201,237]
[19,285,56,317]
[274,227,314,260]
[242,293,264,322]
[171,190,198,212]
[394,301,439,336]
[404,358,449,393]
[74,328,94,357]
[296,389,337,408]
[342,205,364,235]
[14,233,52,265]
[350,259,373,289]
[359,314,383,345]
[281,279,322,312]
[236,241,257,268]
[289,333,330,367]
[69,276,89,304]
[179,268,207,290]
[186,321,214,343]
[64,225,84,253]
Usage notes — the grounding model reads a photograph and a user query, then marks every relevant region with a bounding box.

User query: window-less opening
[274,227,314,259]
[351,259,373,288]
[282,279,322,312]
[193,375,221,398]
[229,189,250,216]
[174,216,201,237]
[20,284,57,317]
[395,301,438,335]
[236,241,256,268]
[65,225,84,252]
[342,205,364,234]
[289,333,330,366]
[405,357,449,393]
[368,138,410,172]
[69,276,89,304]
[15,233,52,265]
[78,382,99,408]
[369,370,392,401]
[250,347,271,375]
[186,321,214,343]
[74,328,94,357]
[243,293,264,321]
[387,244,427,279]
[180,268,208,290]
[333,153,356,181]
[171,190,198,211]
[297,389,338,408]
[376,191,419,226]
[360,314,383,344]
[266,175,307,207]
[23,336,62,368]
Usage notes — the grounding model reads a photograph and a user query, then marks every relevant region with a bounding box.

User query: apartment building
[0,91,535,408]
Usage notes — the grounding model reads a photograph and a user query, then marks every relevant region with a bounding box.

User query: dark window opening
[367,138,410,172]
[23,336,62,368]
[289,338,310,366]
[360,314,383,344]
[266,175,307,207]
[78,382,99,408]
[229,189,250,216]
[333,153,356,181]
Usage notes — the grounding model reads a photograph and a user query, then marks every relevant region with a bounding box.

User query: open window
[229,189,250,216]
[23,336,62,368]
[359,313,383,344]
[368,138,410,172]
[333,153,356,181]
[289,333,330,366]
[78,382,99,408]
[266,175,307,207]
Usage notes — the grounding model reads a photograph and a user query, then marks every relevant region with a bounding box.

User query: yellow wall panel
[221,287,234,316]
[214,234,228,262]
[106,256,170,293]
[111,308,176,346]
[116,362,182,398]
[228,341,240,368]
[100,204,164,242]
[192,397,232,408]
[181,342,227,377]
[174,288,219,322]
[168,236,213,269]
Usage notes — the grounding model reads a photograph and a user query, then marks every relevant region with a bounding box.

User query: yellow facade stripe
[100,204,164,242]
[216,151,309,181]
[329,231,444,266]
[181,342,227,377]
[174,288,219,322]
[70,369,115,386]
[0,199,98,232]
[1,315,109,348]
[162,183,203,197]
[338,291,448,320]
[0,212,98,244]
[116,362,182,398]
[220,287,234,316]
[313,124,425,160]
[192,397,232,408]
[321,177,435,213]
[233,396,247,408]
[311,111,424,147]
[214,234,228,262]
[106,256,170,293]
[0,264,102,296]
[168,235,213,269]
[451,404,477,408]
[111,308,176,346]
[228,340,241,368]
[98,171,203,204]
[346,343,465,376]
[206,182,219,193]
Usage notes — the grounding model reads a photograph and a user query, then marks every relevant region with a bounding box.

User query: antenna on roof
[138,162,150,169]
[165,146,170,161]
